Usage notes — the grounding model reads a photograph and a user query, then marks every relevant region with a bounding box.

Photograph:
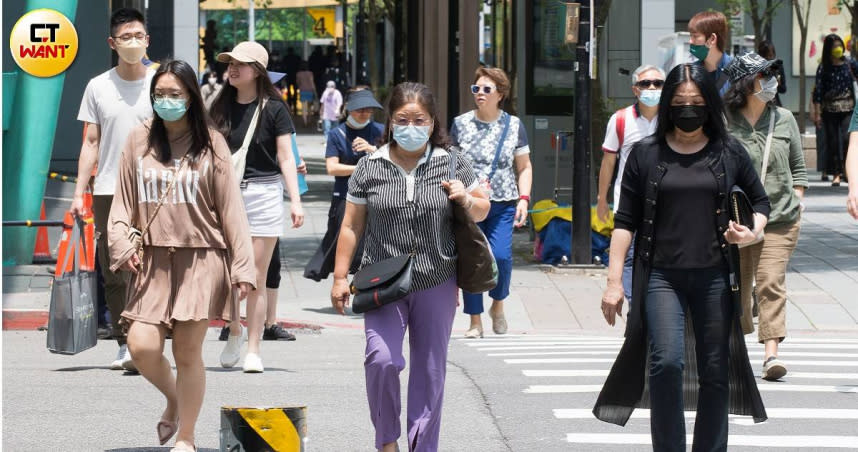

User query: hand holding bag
[448,150,498,293]
[47,218,98,355]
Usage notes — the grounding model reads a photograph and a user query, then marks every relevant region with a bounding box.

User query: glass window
[526,0,575,115]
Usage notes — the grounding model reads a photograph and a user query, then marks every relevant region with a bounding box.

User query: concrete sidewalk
[4,134,858,337]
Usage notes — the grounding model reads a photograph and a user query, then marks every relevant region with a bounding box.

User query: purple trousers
[364,276,457,452]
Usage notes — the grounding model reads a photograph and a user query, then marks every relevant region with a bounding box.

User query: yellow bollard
[220,406,307,452]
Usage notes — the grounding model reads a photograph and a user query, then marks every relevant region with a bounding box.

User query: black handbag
[350,254,414,314]
[729,185,755,229]
[448,150,498,293]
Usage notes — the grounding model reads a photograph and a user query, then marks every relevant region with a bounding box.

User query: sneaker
[762,356,787,381]
[220,326,246,369]
[121,348,137,373]
[218,325,230,341]
[111,344,129,370]
[263,323,296,341]
[243,353,264,373]
[97,325,112,340]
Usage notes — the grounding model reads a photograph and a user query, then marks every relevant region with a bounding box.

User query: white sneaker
[220,326,246,368]
[111,344,129,370]
[243,353,264,373]
[121,347,137,372]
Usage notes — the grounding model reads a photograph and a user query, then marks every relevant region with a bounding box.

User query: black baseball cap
[723,52,782,84]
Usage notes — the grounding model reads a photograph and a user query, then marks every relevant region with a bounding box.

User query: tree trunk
[763,0,773,41]
[851,2,858,57]
[366,2,379,89]
[793,0,811,131]
[749,0,763,50]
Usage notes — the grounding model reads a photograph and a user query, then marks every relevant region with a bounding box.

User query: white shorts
[241,179,284,237]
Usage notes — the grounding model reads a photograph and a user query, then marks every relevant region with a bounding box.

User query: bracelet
[519,195,531,202]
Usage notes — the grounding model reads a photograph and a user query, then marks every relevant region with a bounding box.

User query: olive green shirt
[727,106,808,227]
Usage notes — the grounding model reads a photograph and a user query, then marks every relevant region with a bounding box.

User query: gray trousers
[93,195,129,345]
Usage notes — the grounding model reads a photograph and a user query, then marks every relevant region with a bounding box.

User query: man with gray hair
[596,64,665,307]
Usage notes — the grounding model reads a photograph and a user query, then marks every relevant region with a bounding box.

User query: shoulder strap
[615,108,627,150]
[242,98,268,151]
[448,147,458,180]
[488,112,511,181]
[759,106,776,184]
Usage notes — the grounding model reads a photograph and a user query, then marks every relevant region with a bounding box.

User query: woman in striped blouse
[330,82,490,452]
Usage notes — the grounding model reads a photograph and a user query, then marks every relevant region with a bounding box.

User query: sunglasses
[635,79,665,89]
[470,84,496,94]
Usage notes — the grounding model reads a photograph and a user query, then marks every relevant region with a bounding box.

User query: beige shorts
[120,246,233,330]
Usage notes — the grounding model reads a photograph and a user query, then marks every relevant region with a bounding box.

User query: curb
[2,309,327,332]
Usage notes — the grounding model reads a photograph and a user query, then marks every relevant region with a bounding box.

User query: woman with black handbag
[594,63,770,452]
[108,60,255,452]
[330,82,489,452]
[723,52,808,381]
[812,33,858,187]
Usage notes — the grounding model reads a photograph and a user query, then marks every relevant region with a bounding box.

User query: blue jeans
[323,119,336,136]
[646,267,732,452]
[463,201,515,315]
[622,238,635,308]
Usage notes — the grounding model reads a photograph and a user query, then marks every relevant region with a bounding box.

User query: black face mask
[671,105,707,132]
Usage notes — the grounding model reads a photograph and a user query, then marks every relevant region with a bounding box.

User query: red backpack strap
[615,107,627,151]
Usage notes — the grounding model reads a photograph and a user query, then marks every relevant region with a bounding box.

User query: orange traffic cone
[33,202,51,263]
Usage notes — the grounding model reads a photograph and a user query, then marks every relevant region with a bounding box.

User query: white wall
[173,1,198,72]
[641,0,675,67]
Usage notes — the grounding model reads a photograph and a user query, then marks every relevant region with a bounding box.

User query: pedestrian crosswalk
[454,334,858,450]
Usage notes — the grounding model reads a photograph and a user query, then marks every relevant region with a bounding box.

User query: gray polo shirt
[347,145,478,292]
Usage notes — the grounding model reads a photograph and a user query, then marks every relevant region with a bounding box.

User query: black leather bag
[350,254,413,314]
[730,185,755,229]
[448,150,498,293]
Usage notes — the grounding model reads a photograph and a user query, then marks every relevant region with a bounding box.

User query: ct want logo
[9,9,78,77]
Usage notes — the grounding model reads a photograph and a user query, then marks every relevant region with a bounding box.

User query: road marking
[490,350,618,357]
[506,358,858,366]
[466,341,623,347]
[476,344,622,352]
[506,358,617,364]
[789,372,858,379]
[554,408,858,420]
[746,351,858,358]
[565,433,858,448]
[745,343,858,350]
[523,369,609,377]
[526,384,858,394]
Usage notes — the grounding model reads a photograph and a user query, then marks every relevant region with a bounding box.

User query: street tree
[793,0,813,130]
[838,1,858,55]
[717,0,784,49]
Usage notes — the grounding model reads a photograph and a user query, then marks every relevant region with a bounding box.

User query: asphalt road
[4,328,857,451]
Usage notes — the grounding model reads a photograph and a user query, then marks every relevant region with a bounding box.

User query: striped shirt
[347,145,478,292]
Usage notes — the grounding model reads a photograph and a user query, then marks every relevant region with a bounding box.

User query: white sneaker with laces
[121,346,137,372]
[111,344,129,370]
[220,326,246,368]
[243,353,264,373]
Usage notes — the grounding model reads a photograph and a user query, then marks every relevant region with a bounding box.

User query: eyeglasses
[113,33,147,44]
[634,79,665,89]
[470,84,496,94]
[152,92,187,101]
[393,117,432,127]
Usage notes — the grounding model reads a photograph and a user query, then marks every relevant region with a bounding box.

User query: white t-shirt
[601,104,658,212]
[77,67,155,195]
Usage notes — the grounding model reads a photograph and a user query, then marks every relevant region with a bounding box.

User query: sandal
[490,312,508,335]
[170,442,196,452]
[463,326,483,338]
[157,419,178,446]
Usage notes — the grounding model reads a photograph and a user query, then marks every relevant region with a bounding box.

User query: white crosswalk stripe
[455,334,858,450]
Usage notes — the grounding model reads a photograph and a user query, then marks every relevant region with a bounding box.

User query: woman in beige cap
[108,59,255,452]
[209,41,305,373]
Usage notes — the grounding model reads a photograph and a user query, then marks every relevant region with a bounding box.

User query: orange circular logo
[9,9,78,77]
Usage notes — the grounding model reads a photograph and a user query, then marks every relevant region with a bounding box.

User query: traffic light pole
[571,0,592,265]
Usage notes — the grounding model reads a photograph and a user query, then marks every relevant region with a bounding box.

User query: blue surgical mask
[393,124,431,152]
[346,115,370,129]
[754,76,778,103]
[639,90,661,107]
[153,98,188,122]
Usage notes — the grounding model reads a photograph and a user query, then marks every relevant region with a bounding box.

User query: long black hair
[821,33,846,69]
[383,82,450,149]
[209,61,282,138]
[148,60,213,164]
[655,63,728,143]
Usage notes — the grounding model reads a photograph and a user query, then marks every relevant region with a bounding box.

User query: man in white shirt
[70,8,155,371]
[596,64,665,307]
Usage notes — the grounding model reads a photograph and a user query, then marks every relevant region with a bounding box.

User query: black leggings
[266,238,281,289]
[822,111,851,176]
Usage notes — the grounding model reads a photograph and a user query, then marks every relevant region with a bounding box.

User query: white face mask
[208,77,217,86]
[753,76,778,103]
[347,115,370,129]
[114,38,146,64]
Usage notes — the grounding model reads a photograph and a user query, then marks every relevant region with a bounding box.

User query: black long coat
[593,135,771,426]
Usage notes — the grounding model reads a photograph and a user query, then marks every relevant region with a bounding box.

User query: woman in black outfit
[594,63,770,452]
[812,34,858,186]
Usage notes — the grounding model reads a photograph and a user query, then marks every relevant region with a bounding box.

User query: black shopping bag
[47,218,97,355]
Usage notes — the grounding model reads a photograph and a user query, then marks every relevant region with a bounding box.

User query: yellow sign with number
[307,8,335,38]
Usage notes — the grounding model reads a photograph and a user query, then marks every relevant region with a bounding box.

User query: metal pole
[571,0,592,265]
[248,0,255,42]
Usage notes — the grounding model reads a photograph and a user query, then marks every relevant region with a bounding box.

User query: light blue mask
[754,76,778,103]
[393,124,431,152]
[346,115,371,129]
[153,98,188,122]
[639,90,661,107]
